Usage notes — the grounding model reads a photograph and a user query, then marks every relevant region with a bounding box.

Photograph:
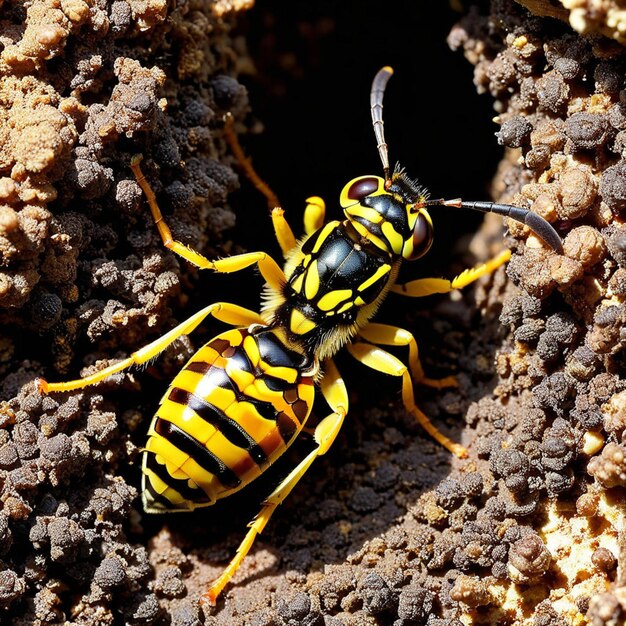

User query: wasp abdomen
[142,328,315,513]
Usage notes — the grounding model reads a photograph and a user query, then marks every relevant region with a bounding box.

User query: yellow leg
[202,358,348,605]
[345,342,467,459]
[225,117,327,252]
[223,115,300,259]
[391,249,511,297]
[304,196,325,235]
[36,303,264,394]
[130,155,214,270]
[272,195,326,256]
[208,251,286,293]
[358,323,457,389]
[271,207,297,258]
[130,156,287,291]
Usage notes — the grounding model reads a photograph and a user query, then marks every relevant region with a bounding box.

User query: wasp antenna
[415,197,447,209]
[441,199,563,253]
[370,66,394,182]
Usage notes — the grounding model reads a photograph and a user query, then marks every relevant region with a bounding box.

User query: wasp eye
[347,176,380,201]
[405,213,433,260]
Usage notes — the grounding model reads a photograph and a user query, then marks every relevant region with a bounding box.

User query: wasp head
[339,167,433,261]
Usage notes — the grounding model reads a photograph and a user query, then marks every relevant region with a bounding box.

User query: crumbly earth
[1,1,626,625]
[0,0,251,624]
[518,0,626,44]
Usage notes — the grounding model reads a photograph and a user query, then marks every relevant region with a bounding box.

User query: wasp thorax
[339,175,433,260]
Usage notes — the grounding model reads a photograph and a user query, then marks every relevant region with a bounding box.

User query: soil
[1,2,625,625]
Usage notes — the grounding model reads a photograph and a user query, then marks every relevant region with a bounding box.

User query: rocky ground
[1,1,625,625]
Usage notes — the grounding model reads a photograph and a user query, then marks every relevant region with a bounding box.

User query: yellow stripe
[148,438,186,472]
[381,221,403,253]
[213,328,246,349]
[206,385,239,413]
[144,466,187,506]
[260,363,298,384]
[351,221,389,251]
[147,436,194,480]
[157,376,276,458]
[148,434,219,496]
[225,363,256,389]
[144,465,171,495]
[339,176,385,207]
[346,205,383,223]
[312,221,340,254]
[156,401,216,445]
[179,456,222,497]
[167,369,203,396]
[304,260,320,299]
[205,430,247,467]
[191,344,220,364]
[357,264,391,292]
[243,334,261,366]
[163,486,191,507]
[337,301,354,314]
[163,371,249,432]
[184,359,238,402]
[317,289,352,312]
[420,207,433,227]
[204,429,262,484]
[146,416,158,438]
[224,401,277,446]
[290,308,316,334]
[402,239,415,259]
[247,379,282,405]
[291,272,304,293]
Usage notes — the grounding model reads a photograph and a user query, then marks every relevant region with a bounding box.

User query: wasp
[37,66,562,604]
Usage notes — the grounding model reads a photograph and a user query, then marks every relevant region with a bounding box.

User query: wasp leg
[304,196,326,236]
[358,323,457,389]
[223,115,299,259]
[271,207,297,258]
[207,251,286,292]
[391,249,511,297]
[346,342,468,459]
[271,195,326,258]
[202,358,348,606]
[223,113,281,213]
[36,303,264,394]
[131,156,215,270]
[216,117,326,255]
[131,157,287,290]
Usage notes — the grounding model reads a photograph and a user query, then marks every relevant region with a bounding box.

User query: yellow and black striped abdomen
[142,327,315,513]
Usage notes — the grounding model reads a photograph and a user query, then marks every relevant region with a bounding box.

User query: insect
[36,66,562,605]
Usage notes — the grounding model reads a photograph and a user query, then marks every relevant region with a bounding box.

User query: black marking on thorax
[294,223,391,307]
